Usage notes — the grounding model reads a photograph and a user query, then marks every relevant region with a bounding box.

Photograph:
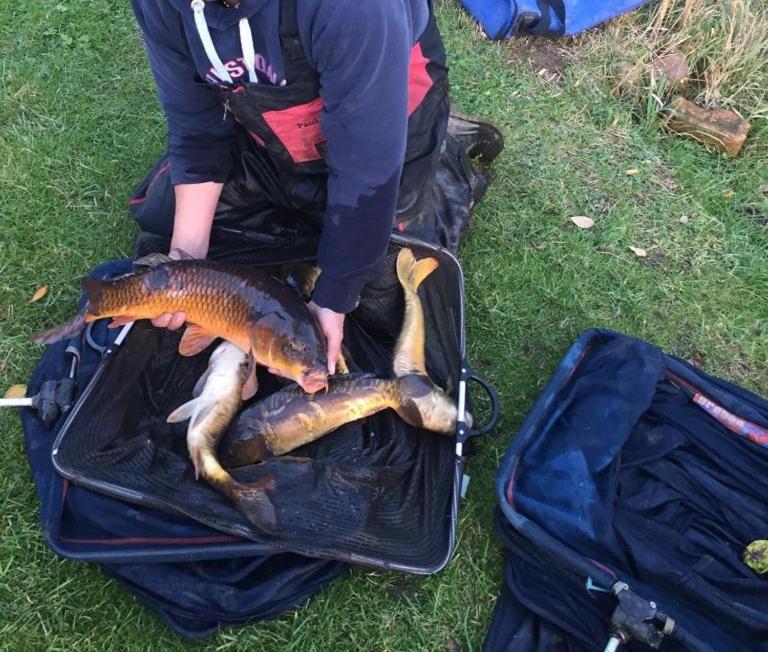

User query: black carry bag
[485,329,768,652]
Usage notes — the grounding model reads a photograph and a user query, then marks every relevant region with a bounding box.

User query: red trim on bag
[588,559,618,580]
[667,371,768,446]
[407,42,432,116]
[128,162,170,207]
[262,97,325,163]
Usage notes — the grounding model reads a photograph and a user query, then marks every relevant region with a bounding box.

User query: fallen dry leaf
[723,189,735,199]
[569,215,595,229]
[629,246,648,257]
[625,168,640,176]
[679,215,690,224]
[30,285,48,303]
[3,384,27,399]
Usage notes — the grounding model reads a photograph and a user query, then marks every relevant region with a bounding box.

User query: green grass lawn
[1,1,766,650]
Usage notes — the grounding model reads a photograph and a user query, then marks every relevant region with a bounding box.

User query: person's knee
[129,159,175,236]
[132,205,174,237]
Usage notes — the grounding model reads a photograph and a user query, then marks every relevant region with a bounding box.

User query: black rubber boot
[447,107,505,168]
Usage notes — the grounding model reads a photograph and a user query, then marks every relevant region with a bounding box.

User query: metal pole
[0,397,35,408]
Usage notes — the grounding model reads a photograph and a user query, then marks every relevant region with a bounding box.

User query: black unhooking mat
[484,329,768,652]
[50,235,496,573]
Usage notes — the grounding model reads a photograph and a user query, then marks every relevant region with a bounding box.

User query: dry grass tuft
[587,0,768,121]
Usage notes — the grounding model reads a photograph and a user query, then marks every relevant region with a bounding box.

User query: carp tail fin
[396,248,439,294]
[231,476,278,532]
[32,311,88,345]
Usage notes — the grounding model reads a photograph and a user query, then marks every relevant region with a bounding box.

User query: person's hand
[307,301,345,375]
[150,248,191,331]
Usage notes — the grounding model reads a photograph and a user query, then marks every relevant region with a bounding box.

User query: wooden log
[666,96,750,156]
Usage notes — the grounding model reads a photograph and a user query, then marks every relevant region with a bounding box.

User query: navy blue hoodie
[130,0,431,312]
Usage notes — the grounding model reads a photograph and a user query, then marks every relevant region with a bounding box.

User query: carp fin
[252,311,286,335]
[178,325,217,357]
[192,367,213,398]
[392,248,438,378]
[166,398,197,424]
[336,350,350,375]
[133,252,173,269]
[241,353,259,400]
[395,248,439,293]
[167,395,217,431]
[395,398,425,429]
[133,249,195,270]
[107,315,136,329]
[232,476,278,532]
[169,248,195,260]
[32,311,88,345]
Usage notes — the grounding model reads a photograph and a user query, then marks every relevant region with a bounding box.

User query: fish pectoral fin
[252,311,286,335]
[178,324,218,357]
[107,315,137,329]
[241,353,259,400]
[192,366,213,398]
[167,398,198,424]
[168,394,219,432]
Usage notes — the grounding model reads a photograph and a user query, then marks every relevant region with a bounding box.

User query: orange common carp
[220,248,470,467]
[32,258,329,396]
[166,341,276,526]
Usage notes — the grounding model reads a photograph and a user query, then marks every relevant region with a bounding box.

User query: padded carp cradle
[43,235,497,574]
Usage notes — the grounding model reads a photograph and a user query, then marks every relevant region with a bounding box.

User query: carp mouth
[300,367,329,394]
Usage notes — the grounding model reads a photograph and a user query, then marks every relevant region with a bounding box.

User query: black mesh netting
[53,238,465,570]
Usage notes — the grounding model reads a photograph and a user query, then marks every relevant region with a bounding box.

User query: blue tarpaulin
[457,0,651,39]
[485,329,768,651]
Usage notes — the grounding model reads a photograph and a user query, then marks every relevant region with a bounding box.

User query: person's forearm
[170,182,224,258]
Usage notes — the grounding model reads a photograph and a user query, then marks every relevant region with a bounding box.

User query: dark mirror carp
[220,248,471,467]
[32,257,329,396]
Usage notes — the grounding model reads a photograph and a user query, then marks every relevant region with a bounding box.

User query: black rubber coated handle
[456,362,500,443]
[466,370,500,437]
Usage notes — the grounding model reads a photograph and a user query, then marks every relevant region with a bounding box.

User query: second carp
[220,248,468,467]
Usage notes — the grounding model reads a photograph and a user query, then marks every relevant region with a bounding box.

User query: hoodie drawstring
[238,18,259,83]
[190,0,234,83]
[191,0,260,85]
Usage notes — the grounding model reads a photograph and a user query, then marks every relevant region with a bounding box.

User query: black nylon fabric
[103,552,343,638]
[52,238,465,571]
[485,330,768,652]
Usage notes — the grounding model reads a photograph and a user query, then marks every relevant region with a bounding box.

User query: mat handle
[456,362,500,444]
